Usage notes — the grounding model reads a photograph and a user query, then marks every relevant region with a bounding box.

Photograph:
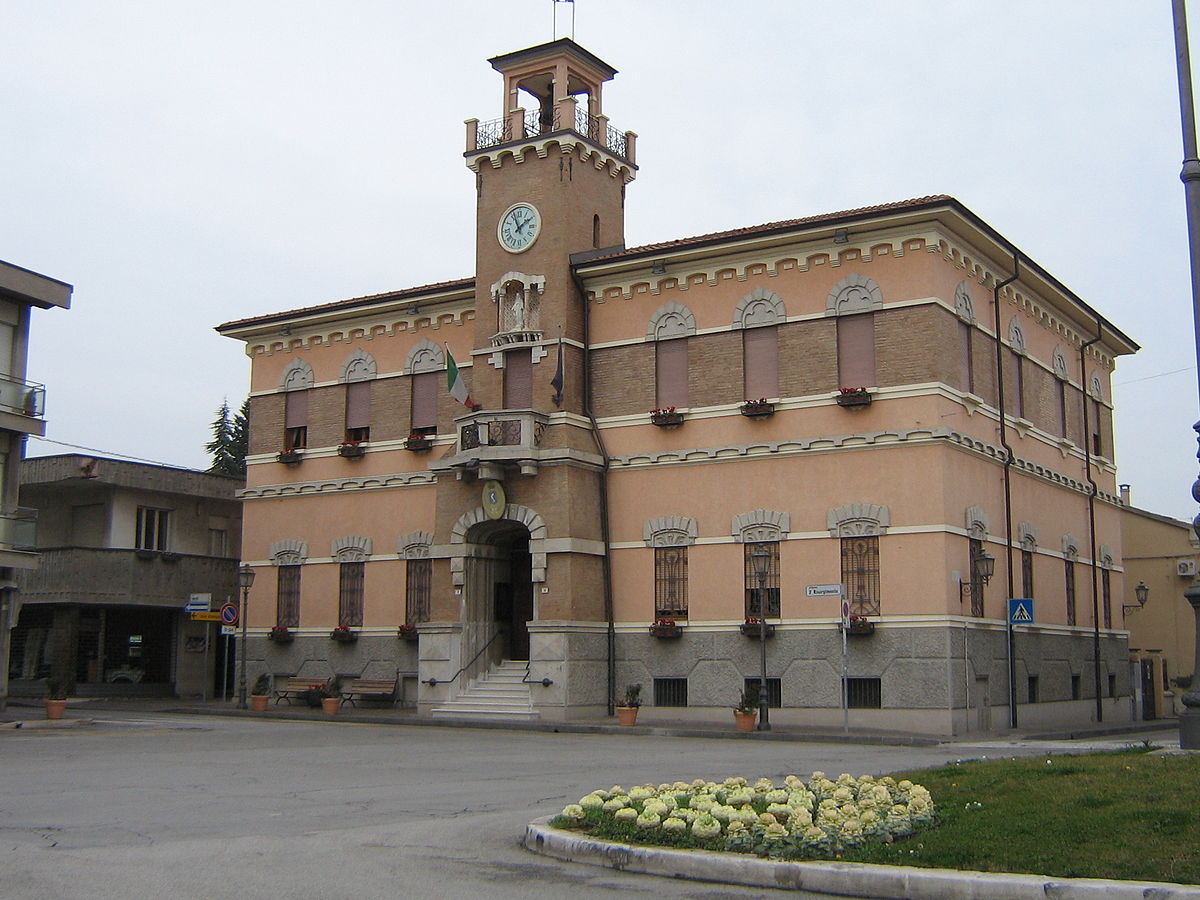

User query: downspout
[1079,318,1103,722]
[992,252,1020,728]
[574,266,616,717]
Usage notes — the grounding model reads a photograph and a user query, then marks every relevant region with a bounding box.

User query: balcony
[468,104,634,165]
[435,409,550,478]
[0,508,37,550]
[0,375,46,434]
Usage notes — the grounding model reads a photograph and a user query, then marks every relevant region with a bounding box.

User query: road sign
[184,593,212,613]
[806,583,844,598]
[220,602,239,626]
[1009,597,1034,625]
[221,625,237,636]
[190,611,222,622]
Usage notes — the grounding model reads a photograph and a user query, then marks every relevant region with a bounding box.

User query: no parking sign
[220,602,239,626]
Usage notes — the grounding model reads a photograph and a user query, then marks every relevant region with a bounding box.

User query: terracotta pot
[616,706,639,726]
[45,699,67,720]
[734,710,756,732]
[321,696,341,716]
[250,694,269,712]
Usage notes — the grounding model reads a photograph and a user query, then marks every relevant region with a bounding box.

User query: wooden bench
[340,677,399,708]
[273,676,326,705]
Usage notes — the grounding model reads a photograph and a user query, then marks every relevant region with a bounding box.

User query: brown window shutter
[836,313,875,388]
[656,338,688,408]
[284,389,308,428]
[960,322,974,393]
[743,325,778,399]
[411,371,437,431]
[504,348,533,408]
[345,381,371,430]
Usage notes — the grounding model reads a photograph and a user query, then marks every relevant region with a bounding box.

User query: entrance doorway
[466,520,534,662]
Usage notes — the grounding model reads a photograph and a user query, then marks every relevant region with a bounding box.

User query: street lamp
[750,544,771,732]
[1123,581,1150,616]
[236,564,255,710]
[958,547,995,609]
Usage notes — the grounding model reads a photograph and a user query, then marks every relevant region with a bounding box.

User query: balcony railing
[0,508,37,550]
[436,409,550,477]
[471,105,633,164]
[16,547,239,606]
[0,375,45,418]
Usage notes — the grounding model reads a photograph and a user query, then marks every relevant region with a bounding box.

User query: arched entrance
[464,520,534,661]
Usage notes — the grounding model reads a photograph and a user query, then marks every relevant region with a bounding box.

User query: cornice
[239,470,436,501]
[244,306,476,359]
[465,135,635,183]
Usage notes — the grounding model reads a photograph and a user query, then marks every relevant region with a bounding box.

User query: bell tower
[464,39,637,414]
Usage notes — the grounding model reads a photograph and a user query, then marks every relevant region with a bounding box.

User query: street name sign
[806,583,844,598]
[190,611,222,622]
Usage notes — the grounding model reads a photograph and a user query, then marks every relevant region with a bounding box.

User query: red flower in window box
[836,387,872,408]
[268,626,294,643]
[405,433,433,451]
[329,625,359,643]
[842,615,875,635]
[739,398,776,418]
[397,624,419,641]
[650,407,684,427]
[649,618,682,638]
[277,448,303,464]
[740,616,775,637]
[338,441,366,459]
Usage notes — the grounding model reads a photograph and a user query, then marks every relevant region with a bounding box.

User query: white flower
[613,807,638,823]
[636,811,661,829]
[561,804,585,820]
[580,793,604,809]
[691,813,722,839]
[662,816,687,833]
[764,789,789,804]
[602,797,627,812]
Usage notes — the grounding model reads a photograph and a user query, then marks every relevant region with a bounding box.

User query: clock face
[498,203,541,253]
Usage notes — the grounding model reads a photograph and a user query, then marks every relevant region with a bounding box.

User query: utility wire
[27,435,207,473]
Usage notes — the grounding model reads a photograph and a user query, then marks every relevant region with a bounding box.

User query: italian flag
[445,346,475,408]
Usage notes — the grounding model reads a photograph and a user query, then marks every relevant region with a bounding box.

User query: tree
[206,397,248,477]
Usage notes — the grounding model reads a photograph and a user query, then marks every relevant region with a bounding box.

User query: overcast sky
[4,1,1199,522]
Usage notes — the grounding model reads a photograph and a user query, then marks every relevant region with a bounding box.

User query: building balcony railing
[0,375,45,419]
[468,102,635,164]
[0,508,37,551]
[436,409,550,478]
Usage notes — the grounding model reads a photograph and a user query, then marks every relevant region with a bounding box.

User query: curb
[523,818,1200,899]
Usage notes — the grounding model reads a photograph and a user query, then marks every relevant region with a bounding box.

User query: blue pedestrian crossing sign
[1008,597,1034,625]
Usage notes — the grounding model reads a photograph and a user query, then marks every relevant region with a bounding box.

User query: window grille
[743,542,780,617]
[1101,568,1111,629]
[743,677,781,708]
[1065,559,1076,626]
[653,678,688,707]
[840,536,880,616]
[844,677,881,709]
[338,561,364,627]
[654,546,688,617]
[1021,548,1034,601]
[968,537,985,617]
[276,564,301,628]
[406,558,431,624]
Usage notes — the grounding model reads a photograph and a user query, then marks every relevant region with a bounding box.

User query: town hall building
[217,38,1138,735]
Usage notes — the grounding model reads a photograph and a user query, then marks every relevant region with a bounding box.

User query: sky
[3,1,1199,521]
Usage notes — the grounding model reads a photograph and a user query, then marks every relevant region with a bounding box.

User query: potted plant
[734,683,759,732]
[844,614,875,635]
[739,616,775,637]
[836,386,872,408]
[648,617,682,638]
[649,406,684,426]
[739,397,775,418]
[405,432,433,451]
[616,683,642,726]
[337,440,365,459]
[250,673,272,712]
[320,675,343,716]
[397,623,419,641]
[277,447,303,464]
[268,625,294,643]
[330,625,358,643]
[45,680,68,720]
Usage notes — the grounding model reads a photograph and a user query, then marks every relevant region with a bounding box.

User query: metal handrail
[422,628,503,687]
[521,659,553,687]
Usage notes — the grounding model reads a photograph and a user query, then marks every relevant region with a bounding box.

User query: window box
[650,408,683,427]
[278,449,303,465]
[739,618,775,637]
[338,442,366,459]
[268,626,294,644]
[841,616,875,635]
[739,399,775,418]
[405,435,433,452]
[836,388,872,408]
[134,549,157,561]
[397,624,419,642]
[160,551,180,563]
[330,627,359,643]
[649,618,682,638]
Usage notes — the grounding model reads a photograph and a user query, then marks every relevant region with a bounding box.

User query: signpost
[809,584,850,734]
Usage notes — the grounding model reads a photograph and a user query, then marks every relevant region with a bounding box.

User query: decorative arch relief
[644,515,698,547]
[733,287,786,329]
[1052,346,1069,379]
[398,531,433,559]
[827,503,890,538]
[1018,522,1038,551]
[340,348,377,383]
[1008,317,1027,354]
[280,359,314,391]
[954,282,975,323]
[1062,533,1080,560]
[825,273,882,316]
[965,505,989,540]
[270,539,309,566]
[1099,544,1114,569]
[449,503,548,585]
[646,301,696,341]
[732,508,790,543]
[1089,374,1104,401]
[331,535,372,562]
[406,338,444,375]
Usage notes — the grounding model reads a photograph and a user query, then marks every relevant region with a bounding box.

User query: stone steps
[430,660,539,721]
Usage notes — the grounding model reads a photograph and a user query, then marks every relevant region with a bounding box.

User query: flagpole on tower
[553,0,575,41]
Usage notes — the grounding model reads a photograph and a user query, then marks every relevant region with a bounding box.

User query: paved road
[0,711,1178,899]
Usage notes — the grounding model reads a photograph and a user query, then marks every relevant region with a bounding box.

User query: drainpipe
[1079,318,1103,722]
[992,252,1020,728]
[574,267,616,717]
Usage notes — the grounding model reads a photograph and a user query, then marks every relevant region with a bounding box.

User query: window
[845,677,882,709]
[1013,353,1026,418]
[339,561,364,627]
[1108,673,1117,698]
[135,507,170,551]
[836,313,875,388]
[1101,568,1112,629]
[1065,559,1076,626]
[655,338,688,408]
[744,676,780,709]
[1090,398,1103,456]
[968,537,985,617]
[654,546,688,618]
[1056,378,1068,438]
[743,325,778,400]
[1021,548,1034,601]
[503,348,533,409]
[1071,674,1082,701]
[960,322,974,394]
[1028,675,1039,703]
[743,542,780,617]
[405,558,431,625]
[653,677,688,707]
[409,371,437,436]
[345,380,371,443]
[284,388,308,450]
[841,536,880,616]
[276,564,301,628]
[208,528,228,558]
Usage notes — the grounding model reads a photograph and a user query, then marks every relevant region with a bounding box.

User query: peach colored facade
[218,39,1139,735]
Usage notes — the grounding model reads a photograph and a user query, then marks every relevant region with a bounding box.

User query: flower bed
[552,771,934,860]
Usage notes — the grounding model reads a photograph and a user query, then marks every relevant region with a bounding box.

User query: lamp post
[1123,581,1150,617]
[750,544,771,731]
[236,564,255,710]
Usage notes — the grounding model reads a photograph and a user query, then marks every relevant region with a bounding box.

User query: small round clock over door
[498,202,541,253]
